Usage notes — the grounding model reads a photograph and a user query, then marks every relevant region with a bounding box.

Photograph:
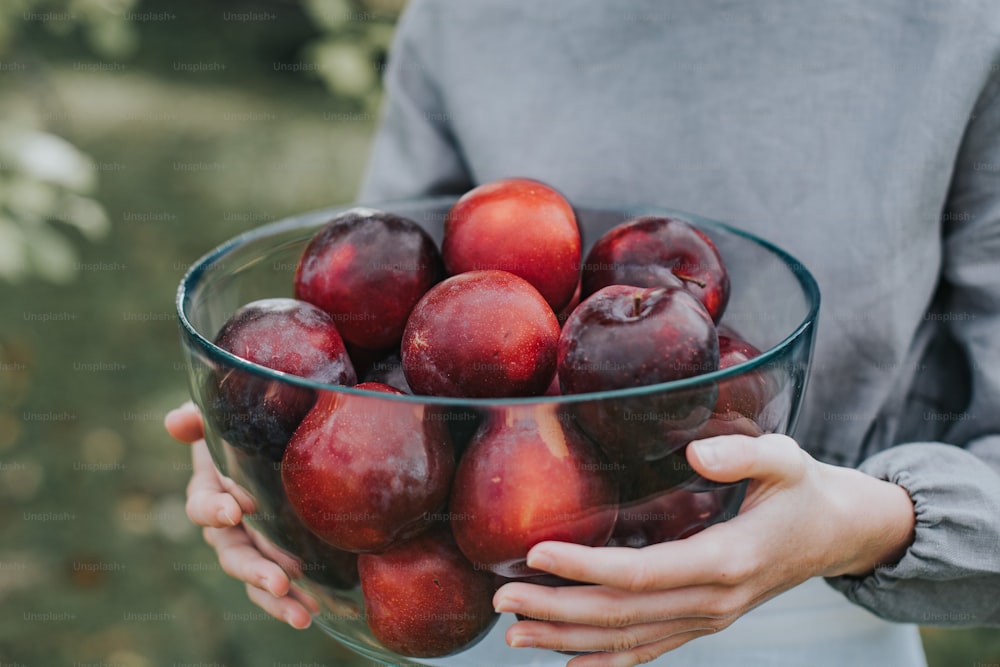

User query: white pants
[422,578,927,667]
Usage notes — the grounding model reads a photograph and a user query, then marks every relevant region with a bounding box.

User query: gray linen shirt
[358,0,1000,627]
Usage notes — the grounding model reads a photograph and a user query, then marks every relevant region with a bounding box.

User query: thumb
[686,433,806,484]
[165,401,205,444]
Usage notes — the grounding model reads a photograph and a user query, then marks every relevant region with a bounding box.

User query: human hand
[493,433,916,666]
[164,401,319,629]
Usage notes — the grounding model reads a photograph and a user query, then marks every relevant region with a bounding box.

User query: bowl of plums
[175,179,820,666]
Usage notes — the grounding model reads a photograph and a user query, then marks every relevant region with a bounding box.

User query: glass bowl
[176,197,819,666]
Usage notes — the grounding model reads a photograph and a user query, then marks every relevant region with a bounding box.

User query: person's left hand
[492,433,915,667]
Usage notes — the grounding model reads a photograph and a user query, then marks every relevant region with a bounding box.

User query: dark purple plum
[401,271,560,398]
[558,285,719,462]
[715,330,781,420]
[206,298,356,461]
[294,208,445,351]
[358,525,499,658]
[582,216,730,323]
[282,382,454,553]
[449,405,618,578]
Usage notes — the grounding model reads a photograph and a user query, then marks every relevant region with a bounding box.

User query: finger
[186,442,243,528]
[507,616,721,655]
[217,472,258,515]
[245,583,314,630]
[188,439,222,492]
[203,525,292,597]
[566,628,718,667]
[523,533,746,592]
[188,440,257,515]
[188,439,258,514]
[687,433,807,485]
[164,401,204,443]
[495,581,739,627]
[245,522,306,580]
[288,582,323,616]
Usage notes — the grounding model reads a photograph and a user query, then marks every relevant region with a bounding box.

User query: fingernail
[695,441,721,469]
[494,596,520,614]
[217,508,237,526]
[164,407,182,424]
[509,633,536,649]
[263,577,280,597]
[285,611,310,629]
[526,551,554,572]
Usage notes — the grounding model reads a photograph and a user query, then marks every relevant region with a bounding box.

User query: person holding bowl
[167,2,1000,665]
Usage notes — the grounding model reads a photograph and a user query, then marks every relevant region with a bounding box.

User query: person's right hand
[164,401,319,629]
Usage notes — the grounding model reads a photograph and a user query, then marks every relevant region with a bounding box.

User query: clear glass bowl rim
[176,196,821,407]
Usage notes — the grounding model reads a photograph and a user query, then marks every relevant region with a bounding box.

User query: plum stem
[674,273,707,288]
[633,293,642,317]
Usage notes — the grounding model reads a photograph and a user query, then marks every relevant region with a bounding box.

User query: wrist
[818,464,916,578]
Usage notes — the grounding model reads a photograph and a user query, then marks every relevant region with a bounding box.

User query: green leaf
[0,215,30,282]
[359,0,406,17]
[85,13,138,58]
[58,192,110,239]
[363,22,396,51]
[91,0,138,15]
[0,128,97,192]
[3,176,60,222]
[22,222,79,284]
[303,0,353,31]
[309,39,377,98]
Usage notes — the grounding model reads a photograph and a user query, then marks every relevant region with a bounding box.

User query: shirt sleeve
[356,0,473,203]
[825,65,1000,627]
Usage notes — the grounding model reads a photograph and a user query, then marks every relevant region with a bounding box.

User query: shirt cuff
[824,442,1000,626]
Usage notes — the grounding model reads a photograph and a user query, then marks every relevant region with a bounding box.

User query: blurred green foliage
[0,127,109,282]
[0,0,134,283]
[0,0,400,285]
[302,0,402,108]
[0,0,138,58]
[0,2,388,664]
